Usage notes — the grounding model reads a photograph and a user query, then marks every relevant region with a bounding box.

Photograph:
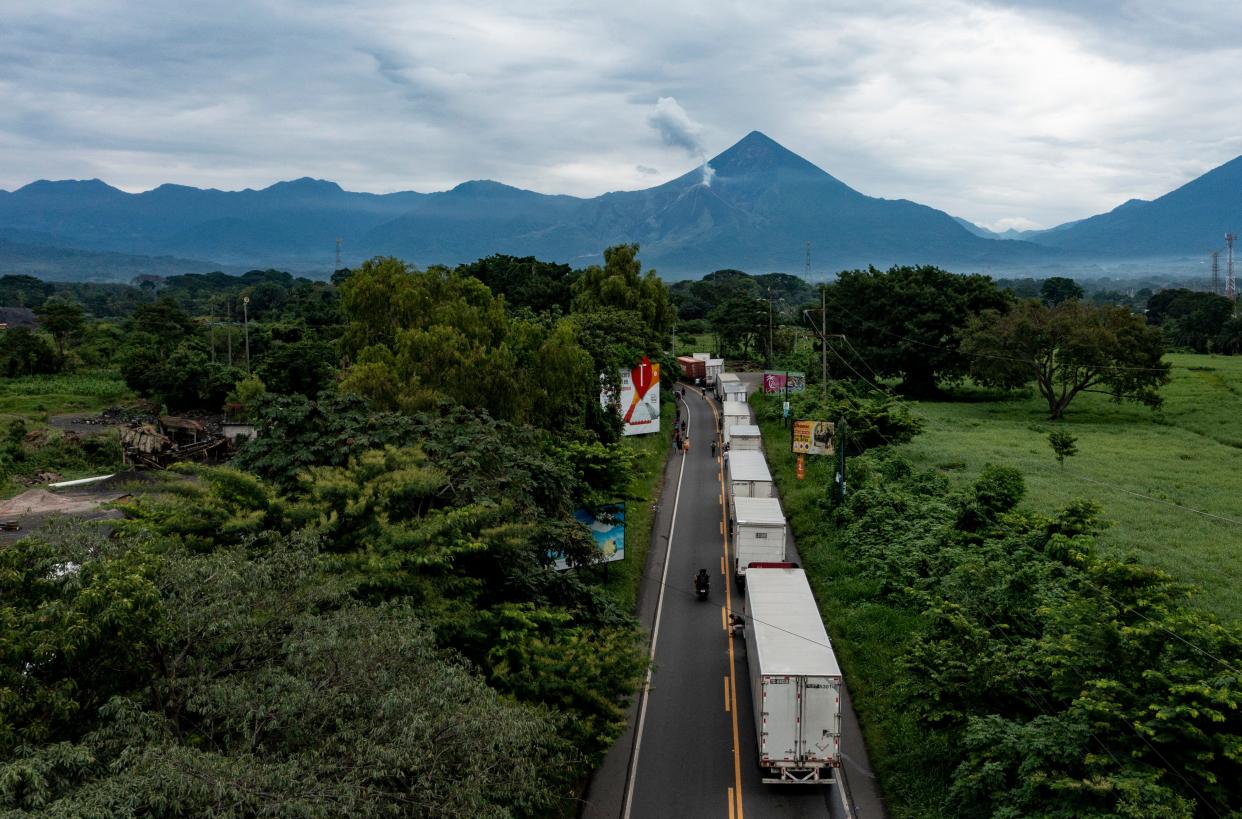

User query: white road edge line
[621,391,691,819]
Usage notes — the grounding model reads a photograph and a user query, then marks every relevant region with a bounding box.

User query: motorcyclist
[694,568,710,593]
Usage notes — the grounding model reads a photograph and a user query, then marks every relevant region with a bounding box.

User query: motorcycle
[694,571,710,601]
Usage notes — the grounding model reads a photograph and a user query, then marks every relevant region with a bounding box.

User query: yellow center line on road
[720,606,727,632]
[724,676,731,712]
[707,393,744,819]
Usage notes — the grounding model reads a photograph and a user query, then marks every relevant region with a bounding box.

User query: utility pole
[243,295,251,373]
[1212,250,1221,295]
[767,286,775,368]
[821,283,828,396]
[1228,233,1238,301]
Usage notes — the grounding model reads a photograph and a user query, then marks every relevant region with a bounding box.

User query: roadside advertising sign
[600,356,661,436]
[763,371,806,394]
[792,419,835,455]
[552,504,625,571]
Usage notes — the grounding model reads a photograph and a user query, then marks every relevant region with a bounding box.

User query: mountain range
[1,131,1238,281]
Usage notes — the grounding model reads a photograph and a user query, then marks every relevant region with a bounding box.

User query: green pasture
[0,371,134,422]
[900,352,1242,620]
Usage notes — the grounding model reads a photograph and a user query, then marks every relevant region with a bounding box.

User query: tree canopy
[963,299,1171,419]
[822,265,1010,395]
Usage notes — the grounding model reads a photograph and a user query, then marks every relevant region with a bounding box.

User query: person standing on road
[710,440,717,458]
[682,437,690,455]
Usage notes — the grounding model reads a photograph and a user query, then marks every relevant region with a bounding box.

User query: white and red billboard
[601,356,661,436]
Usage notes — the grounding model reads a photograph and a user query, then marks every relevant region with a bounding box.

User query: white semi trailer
[725,450,774,500]
[743,567,843,784]
[706,358,724,387]
[716,372,741,401]
[727,424,762,451]
[721,401,750,443]
[730,496,787,589]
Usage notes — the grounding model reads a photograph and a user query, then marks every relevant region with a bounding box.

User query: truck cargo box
[676,356,706,381]
[726,450,774,501]
[716,372,741,401]
[721,401,750,443]
[706,358,724,386]
[728,424,762,451]
[731,496,787,587]
[743,568,842,784]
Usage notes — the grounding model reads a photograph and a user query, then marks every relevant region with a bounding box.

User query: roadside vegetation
[0,247,676,816]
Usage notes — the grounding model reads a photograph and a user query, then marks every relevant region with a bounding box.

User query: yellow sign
[792,420,835,455]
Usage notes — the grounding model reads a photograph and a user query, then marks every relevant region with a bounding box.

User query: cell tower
[335,237,343,270]
[1228,233,1237,301]
[1211,250,1221,295]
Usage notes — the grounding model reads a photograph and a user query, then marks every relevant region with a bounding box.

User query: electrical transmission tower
[1228,233,1237,301]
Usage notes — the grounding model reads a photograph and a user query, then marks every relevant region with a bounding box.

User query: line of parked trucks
[683,354,844,787]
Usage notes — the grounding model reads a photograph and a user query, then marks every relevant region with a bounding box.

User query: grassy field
[602,398,676,613]
[900,352,1242,620]
[0,371,134,423]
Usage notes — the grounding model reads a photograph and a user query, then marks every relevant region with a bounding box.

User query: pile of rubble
[121,415,228,469]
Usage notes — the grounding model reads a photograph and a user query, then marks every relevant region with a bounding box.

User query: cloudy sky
[1,0,1239,230]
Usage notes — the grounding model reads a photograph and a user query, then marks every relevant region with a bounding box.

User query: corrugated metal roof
[728,450,771,482]
[732,496,785,525]
[745,568,841,676]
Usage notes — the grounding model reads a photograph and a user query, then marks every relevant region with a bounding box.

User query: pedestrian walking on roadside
[711,440,717,458]
[683,437,690,455]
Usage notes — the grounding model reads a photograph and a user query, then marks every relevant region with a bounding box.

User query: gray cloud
[0,0,1239,231]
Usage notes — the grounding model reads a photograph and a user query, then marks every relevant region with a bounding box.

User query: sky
[1,0,1240,231]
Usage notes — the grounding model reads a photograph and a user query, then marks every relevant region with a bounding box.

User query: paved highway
[583,384,884,819]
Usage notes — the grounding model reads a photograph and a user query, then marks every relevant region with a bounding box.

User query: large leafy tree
[823,265,1010,395]
[34,297,85,359]
[963,300,1171,419]
[458,254,579,315]
[570,244,676,338]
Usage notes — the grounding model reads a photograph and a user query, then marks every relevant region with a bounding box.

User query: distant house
[0,307,37,330]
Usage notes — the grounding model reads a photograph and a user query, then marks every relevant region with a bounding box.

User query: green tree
[823,265,1010,395]
[33,298,84,359]
[963,300,1171,419]
[458,254,579,315]
[1039,276,1085,305]
[257,337,337,397]
[571,244,676,338]
[0,327,59,377]
[1145,288,1234,353]
[709,290,767,359]
[1048,429,1078,468]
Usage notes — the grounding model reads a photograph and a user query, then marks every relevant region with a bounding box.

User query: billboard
[553,504,625,571]
[763,371,806,394]
[602,356,661,436]
[792,419,835,455]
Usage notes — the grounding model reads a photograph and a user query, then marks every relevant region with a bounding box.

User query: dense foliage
[821,265,1011,395]
[833,452,1242,817]
[0,246,677,816]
